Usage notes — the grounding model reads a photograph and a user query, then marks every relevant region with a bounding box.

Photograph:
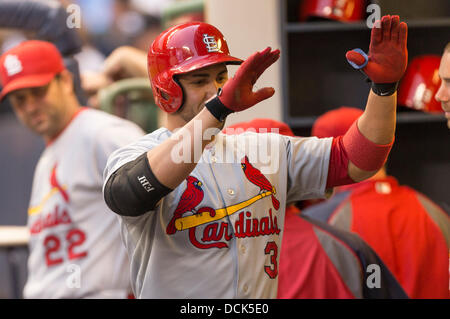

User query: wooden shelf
[286,112,446,129]
[285,21,366,33]
[284,18,450,33]
[396,112,446,124]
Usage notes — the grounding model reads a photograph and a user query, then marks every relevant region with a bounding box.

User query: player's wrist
[204,90,234,122]
[371,82,399,97]
[198,104,226,130]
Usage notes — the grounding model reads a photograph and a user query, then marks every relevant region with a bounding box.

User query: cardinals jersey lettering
[24,108,145,298]
[104,128,332,298]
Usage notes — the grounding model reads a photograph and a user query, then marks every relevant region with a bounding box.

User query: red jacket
[278,205,407,299]
[303,176,450,299]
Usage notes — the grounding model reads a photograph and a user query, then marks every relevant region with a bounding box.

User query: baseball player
[0,40,145,298]
[435,42,450,128]
[103,17,408,298]
[225,119,408,299]
[303,107,450,299]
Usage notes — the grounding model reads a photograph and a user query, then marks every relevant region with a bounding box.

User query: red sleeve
[326,136,355,188]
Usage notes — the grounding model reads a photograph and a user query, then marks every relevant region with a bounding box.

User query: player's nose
[23,94,40,113]
[435,82,449,103]
[205,81,221,100]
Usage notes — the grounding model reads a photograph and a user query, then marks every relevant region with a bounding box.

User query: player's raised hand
[219,47,280,111]
[346,15,408,84]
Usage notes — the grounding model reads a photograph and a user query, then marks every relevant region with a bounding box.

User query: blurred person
[161,0,204,29]
[75,0,128,55]
[130,14,162,52]
[303,107,450,299]
[225,119,408,299]
[435,42,450,128]
[80,0,204,101]
[81,46,147,109]
[0,40,145,298]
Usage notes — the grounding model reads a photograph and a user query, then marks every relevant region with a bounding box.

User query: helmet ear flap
[172,76,185,113]
[155,87,168,101]
[151,75,184,113]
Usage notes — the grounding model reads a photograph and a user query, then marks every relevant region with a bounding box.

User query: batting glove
[205,47,280,121]
[346,15,408,96]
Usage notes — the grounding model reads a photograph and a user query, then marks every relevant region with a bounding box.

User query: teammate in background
[0,41,145,298]
[303,107,450,299]
[103,16,408,298]
[435,42,450,128]
[81,0,205,110]
[225,119,408,299]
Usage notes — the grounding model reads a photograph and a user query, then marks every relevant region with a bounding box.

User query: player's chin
[30,120,50,136]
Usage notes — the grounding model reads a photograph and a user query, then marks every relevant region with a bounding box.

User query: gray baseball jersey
[24,108,145,298]
[103,127,332,298]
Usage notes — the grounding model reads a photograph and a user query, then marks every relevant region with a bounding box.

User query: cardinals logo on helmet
[203,34,219,53]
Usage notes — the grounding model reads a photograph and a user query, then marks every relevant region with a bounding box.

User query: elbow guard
[104,153,173,217]
[342,120,394,172]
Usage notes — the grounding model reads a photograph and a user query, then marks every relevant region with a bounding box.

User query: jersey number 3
[44,229,87,267]
[264,241,278,279]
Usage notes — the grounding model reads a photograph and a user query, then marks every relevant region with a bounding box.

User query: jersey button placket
[243,284,249,294]
[209,145,217,163]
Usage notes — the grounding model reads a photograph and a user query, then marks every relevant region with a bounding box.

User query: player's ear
[57,69,74,94]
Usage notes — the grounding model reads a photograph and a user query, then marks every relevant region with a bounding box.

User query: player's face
[177,63,228,123]
[8,76,66,139]
[435,52,450,128]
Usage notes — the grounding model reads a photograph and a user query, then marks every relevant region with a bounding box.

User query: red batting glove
[220,47,280,111]
[205,47,280,121]
[346,15,408,84]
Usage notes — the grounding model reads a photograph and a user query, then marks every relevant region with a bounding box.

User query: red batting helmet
[397,55,443,113]
[299,0,366,22]
[147,22,243,113]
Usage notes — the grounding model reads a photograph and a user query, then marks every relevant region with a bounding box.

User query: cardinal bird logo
[50,163,69,203]
[166,176,204,235]
[241,156,280,210]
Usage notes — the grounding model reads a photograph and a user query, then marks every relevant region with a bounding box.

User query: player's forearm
[104,46,148,79]
[358,90,396,145]
[147,107,223,189]
[346,90,396,182]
